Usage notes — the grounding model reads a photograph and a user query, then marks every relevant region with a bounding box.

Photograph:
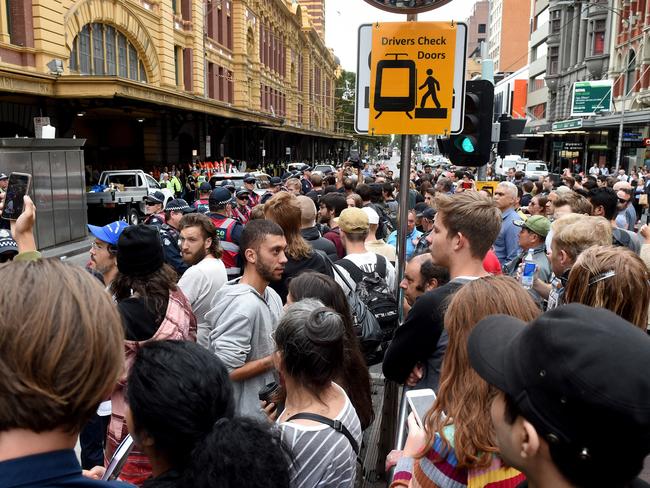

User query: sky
[325,0,479,72]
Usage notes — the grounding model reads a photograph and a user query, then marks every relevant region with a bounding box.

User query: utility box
[0,138,87,250]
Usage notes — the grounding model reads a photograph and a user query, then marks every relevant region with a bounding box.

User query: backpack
[336,255,399,364]
[370,203,394,240]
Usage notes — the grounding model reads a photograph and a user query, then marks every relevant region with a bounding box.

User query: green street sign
[571,80,612,116]
[552,119,583,131]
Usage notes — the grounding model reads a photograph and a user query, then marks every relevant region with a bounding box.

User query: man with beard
[87,220,128,287]
[178,213,228,348]
[205,219,287,418]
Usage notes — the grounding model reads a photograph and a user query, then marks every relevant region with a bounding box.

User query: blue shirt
[494,208,521,265]
[0,449,132,487]
[386,228,423,260]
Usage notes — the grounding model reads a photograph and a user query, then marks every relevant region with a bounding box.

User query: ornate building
[0,0,345,169]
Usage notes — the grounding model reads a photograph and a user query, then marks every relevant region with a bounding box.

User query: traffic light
[448,80,494,167]
[496,114,527,157]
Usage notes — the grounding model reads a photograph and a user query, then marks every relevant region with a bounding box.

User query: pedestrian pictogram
[369,21,457,135]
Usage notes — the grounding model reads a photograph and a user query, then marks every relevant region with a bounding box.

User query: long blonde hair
[423,276,540,469]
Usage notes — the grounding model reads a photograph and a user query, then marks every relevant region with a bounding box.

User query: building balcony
[545,73,559,91]
[585,53,609,78]
[530,23,549,48]
[527,86,549,107]
[529,56,547,78]
[547,31,560,46]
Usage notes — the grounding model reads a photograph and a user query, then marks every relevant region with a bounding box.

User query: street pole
[615,6,633,172]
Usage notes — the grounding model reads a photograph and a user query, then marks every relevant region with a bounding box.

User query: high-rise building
[466,0,489,59]
[299,0,325,40]
[487,0,530,73]
[526,0,550,131]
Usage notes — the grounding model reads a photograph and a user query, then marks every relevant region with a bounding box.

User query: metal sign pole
[396,134,412,317]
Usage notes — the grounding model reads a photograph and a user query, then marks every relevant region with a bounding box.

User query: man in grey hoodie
[205,219,287,418]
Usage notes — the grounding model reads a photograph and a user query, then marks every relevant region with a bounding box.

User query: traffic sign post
[355,22,467,135]
[368,22,457,136]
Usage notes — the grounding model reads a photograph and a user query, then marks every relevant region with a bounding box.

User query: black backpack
[369,203,394,240]
[336,255,399,362]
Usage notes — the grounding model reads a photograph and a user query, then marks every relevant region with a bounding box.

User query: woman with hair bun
[124,340,290,488]
[287,272,374,431]
[273,298,362,488]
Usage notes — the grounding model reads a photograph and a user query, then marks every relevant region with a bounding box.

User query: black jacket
[270,250,333,303]
[301,226,338,261]
[383,280,464,384]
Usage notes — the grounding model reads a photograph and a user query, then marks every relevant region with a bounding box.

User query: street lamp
[614,2,635,172]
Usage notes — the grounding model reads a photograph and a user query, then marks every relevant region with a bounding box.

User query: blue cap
[270,176,282,186]
[87,221,128,246]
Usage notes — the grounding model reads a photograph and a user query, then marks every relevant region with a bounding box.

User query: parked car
[208,172,270,195]
[516,160,549,179]
[312,164,336,175]
[87,170,174,225]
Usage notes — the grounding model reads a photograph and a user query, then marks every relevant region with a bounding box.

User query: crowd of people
[1,158,650,488]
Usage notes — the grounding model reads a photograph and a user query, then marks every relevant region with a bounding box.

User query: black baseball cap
[220,179,236,191]
[209,187,233,206]
[419,207,436,220]
[145,191,165,204]
[270,176,282,187]
[243,174,256,183]
[199,182,212,192]
[165,198,195,214]
[468,304,650,462]
[235,187,250,198]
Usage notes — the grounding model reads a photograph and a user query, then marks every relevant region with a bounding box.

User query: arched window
[70,23,147,82]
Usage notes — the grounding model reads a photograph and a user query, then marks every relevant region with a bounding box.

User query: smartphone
[1,172,32,220]
[406,388,437,428]
[102,434,134,481]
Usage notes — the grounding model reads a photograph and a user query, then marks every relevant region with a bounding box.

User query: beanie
[117,225,164,276]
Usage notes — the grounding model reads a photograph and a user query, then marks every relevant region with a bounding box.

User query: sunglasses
[618,197,630,204]
[145,201,160,206]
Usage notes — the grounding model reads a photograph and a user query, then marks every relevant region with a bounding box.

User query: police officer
[243,174,260,207]
[206,187,243,280]
[160,198,195,276]
[143,191,166,228]
[232,187,251,225]
[193,182,212,214]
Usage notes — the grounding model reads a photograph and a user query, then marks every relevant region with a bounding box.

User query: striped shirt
[278,384,362,488]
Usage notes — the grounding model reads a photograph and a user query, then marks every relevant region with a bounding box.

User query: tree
[335,69,356,134]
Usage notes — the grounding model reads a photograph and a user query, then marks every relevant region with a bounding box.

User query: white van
[495,155,524,176]
[516,160,549,179]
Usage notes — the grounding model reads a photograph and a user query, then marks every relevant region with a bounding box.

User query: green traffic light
[461,137,475,153]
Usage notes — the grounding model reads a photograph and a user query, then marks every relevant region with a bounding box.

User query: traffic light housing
[497,115,527,157]
[448,80,494,167]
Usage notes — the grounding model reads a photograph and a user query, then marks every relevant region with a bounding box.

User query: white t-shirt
[334,251,397,294]
[178,257,228,347]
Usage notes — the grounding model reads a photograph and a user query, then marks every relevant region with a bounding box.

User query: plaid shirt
[105,289,196,485]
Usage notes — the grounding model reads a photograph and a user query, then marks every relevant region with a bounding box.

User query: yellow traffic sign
[369,22,456,135]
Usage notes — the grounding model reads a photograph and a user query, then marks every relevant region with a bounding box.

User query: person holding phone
[389,276,540,487]
[0,258,129,488]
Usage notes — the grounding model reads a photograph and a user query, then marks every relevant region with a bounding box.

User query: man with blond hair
[532,214,612,309]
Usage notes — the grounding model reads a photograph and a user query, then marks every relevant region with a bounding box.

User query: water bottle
[521,249,537,289]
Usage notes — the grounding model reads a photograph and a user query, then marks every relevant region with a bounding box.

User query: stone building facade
[0,0,344,169]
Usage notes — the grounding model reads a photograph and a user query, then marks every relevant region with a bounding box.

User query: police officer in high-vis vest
[206,187,243,280]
